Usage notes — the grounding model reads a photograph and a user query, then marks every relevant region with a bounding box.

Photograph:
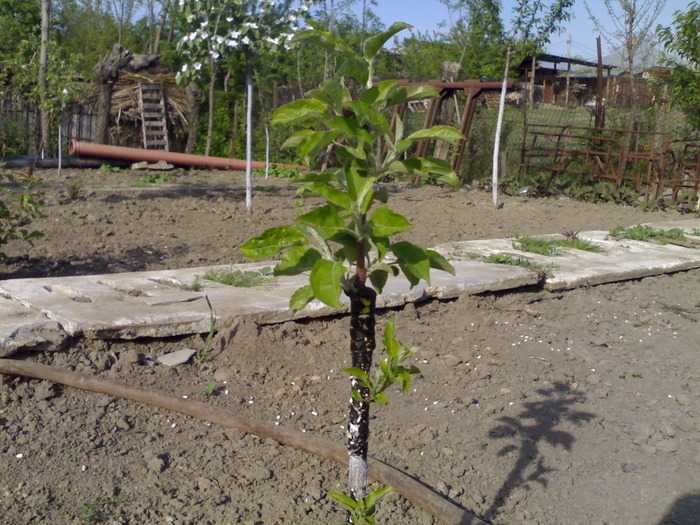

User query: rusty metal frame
[519,124,700,203]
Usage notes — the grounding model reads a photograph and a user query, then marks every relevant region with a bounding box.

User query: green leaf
[328,492,357,512]
[297,131,339,166]
[382,316,399,358]
[275,246,322,276]
[374,392,388,405]
[280,130,316,150]
[306,183,355,210]
[362,22,411,61]
[369,206,412,237]
[307,78,350,110]
[271,99,328,125]
[342,366,371,383]
[347,100,391,135]
[310,259,344,307]
[364,486,393,508]
[296,204,345,240]
[369,269,389,293]
[240,226,308,259]
[426,249,455,275]
[396,125,464,153]
[289,284,315,311]
[386,84,439,107]
[391,241,431,284]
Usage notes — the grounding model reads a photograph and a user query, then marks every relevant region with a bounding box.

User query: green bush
[0,170,44,258]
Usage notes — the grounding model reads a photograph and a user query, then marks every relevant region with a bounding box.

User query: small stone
[118,349,141,365]
[146,455,166,473]
[621,462,638,473]
[213,367,233,381]
[654,440,677,453]
[442,355,462,367]
[436,481,450,496]
[158,348,196,367]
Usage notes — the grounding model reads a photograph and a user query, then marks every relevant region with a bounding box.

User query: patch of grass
[201,267,272,287]
[512,234,563,256]
[77,495,128,524]
[99,164,121,173]
[631,372,643,378]
[658,302,698,322]
[138,172,172,185]
[551,236,605,253]
[609,224,686,244]
[182,276,204,292]
[483,253,556,272]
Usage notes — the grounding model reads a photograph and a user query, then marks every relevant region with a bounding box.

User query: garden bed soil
[0,168,698,524]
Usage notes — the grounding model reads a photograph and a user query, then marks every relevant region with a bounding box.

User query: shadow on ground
[484,382,596,520]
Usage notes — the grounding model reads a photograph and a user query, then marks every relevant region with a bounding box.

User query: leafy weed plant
[201,267,272,287]
[483,253,556,272]
[77,495,128,524]
[512,235,563,256]
[609,224,686,244]
[252,165,303,178]
[138,172,172,185]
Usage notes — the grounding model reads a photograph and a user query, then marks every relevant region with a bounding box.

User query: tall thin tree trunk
[346,279,376,500]
[39,0,51,156]
[93,44,132,145]
[245,57,254,214]
[492,46,511,208]
[205,59,217,157]
[153,0,170,55]
[185,83,201,154]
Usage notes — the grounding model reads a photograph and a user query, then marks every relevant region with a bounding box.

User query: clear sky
[352,0,687,60]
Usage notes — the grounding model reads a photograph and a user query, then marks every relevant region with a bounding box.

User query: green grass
[483,253,556,272]
[201,267,272,287]
[609,224,686,244]
[138,172,172,185]
[512,235,563,256]
[511,234,605,255]
[77,495,129,524]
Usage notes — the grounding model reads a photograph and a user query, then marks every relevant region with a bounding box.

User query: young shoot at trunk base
[241,22,463,522]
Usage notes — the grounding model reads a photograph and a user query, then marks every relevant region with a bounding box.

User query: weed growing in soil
[0,171,44,258]
[609,224,686,244]
[197,295,217,363]
[99,164,121,173]
[77,495,128,524]
[138,172,172,185]
[182,276,204,292]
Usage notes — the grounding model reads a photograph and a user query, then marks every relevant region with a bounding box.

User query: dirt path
[0,168,698,524]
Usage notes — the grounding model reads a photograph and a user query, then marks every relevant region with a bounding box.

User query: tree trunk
[245,57,254,214]
[346,280,376,500]
[153,0,170,55]
[38,0,51,155]
[185,83,201,154]
[492,46,511,208]
[205,59,217,157]
[93,44,133,145]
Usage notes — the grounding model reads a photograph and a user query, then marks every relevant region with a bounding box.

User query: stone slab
[437,224,700,291]
[0,296,66,356]
[0,260,539,341]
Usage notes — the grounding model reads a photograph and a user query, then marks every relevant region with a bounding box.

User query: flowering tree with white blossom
[176,0,309,212]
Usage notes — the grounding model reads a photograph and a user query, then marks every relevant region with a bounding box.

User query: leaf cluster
[241,23,463,311]
[0,172,44,258]
[328,486,393,525]
[343,317,420,405]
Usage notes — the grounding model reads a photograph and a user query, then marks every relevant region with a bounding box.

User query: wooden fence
[0,99,97,156]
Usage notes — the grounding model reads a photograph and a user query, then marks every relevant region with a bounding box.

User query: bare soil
[1,168,699,525]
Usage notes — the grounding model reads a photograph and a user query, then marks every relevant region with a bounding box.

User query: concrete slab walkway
[1,219,698,355]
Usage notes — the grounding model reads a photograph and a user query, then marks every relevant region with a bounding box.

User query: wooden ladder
[139,83,169,151]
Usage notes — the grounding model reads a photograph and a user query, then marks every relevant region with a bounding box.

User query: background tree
[177,0,307,213]
[241,23,463,511]
[491,0,574,207]
[657,2,700,134]
[584,0,667,107]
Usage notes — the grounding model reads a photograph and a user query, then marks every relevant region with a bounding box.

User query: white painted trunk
[245,61,254,214]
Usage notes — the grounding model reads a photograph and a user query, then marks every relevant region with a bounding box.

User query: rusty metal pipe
[69,141,303,171]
